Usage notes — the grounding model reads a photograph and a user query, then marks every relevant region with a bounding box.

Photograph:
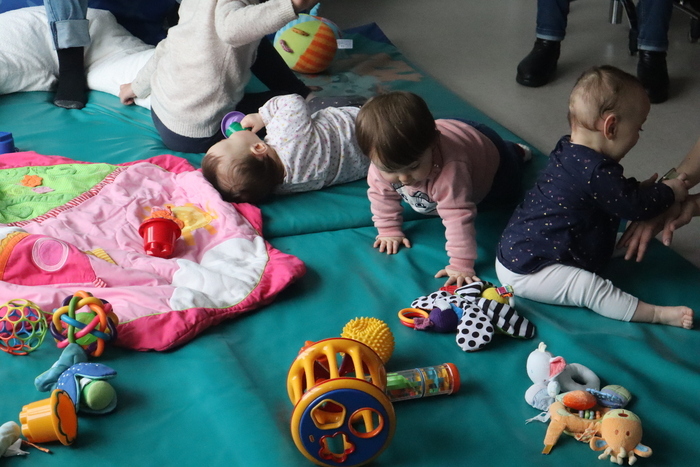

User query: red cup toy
[138,217,182,258]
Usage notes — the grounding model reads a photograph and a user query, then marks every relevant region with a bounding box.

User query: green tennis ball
[81,380,116,411]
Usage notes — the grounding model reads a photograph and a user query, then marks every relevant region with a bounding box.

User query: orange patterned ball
[274,19,339,74]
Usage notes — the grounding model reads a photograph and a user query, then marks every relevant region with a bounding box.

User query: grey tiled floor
[324,0,700,268]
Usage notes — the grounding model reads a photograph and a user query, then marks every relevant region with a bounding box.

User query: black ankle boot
[516,39,561,87]
[54,47,87,109]
[637,50,669,104]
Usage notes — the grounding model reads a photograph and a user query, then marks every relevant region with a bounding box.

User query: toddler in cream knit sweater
[119,0,318,153]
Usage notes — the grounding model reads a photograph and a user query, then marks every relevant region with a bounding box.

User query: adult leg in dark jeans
[45,0,90,109]
[636,0,673,103]
[237,37,312,115]
[516,0,567,87]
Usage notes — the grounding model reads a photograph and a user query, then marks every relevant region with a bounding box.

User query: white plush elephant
[525,342,601,412]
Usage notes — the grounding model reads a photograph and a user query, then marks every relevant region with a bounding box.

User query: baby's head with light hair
[567,65,650,161]
[568,65,647,131]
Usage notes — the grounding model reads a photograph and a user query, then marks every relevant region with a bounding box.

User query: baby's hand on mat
[118,83,136,105]
[374,236,411,255]
[241,113,265,133]
[435,267,480,287]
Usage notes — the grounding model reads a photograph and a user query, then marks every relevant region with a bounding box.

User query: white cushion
[0,6,154,108]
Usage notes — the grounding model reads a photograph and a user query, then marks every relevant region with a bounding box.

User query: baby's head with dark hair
[355,91,439,171]
[202,134,284,204]
[568,65,647,131]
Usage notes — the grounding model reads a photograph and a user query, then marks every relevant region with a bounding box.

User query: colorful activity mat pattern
[1,23,700,467]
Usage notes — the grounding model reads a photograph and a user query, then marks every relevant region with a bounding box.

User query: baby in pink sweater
[355,91,530,286]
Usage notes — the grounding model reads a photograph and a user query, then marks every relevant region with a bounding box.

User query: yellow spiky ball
[341,317,395,364]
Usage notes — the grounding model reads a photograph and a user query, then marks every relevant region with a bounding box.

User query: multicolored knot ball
[0,299,48,355]
[341,317,395,363]
[50,290,119,357]
[273,6,341,74]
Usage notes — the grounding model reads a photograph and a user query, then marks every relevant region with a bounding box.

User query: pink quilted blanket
[0,152,306,351]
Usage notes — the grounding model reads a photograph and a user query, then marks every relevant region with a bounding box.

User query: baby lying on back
[202,94,369,204]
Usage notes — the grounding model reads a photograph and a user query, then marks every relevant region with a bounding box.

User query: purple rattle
[221,111,247,137]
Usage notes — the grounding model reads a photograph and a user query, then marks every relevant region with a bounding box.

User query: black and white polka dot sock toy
[453,283,535,339]
[410,281,536,352]
[455,303,495,351]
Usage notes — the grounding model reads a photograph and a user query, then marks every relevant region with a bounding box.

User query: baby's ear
[251,142,267,156]
[602,114,618,139]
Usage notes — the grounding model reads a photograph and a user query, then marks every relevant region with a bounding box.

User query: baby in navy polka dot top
[202,94,369,204]
[496,65,693,329]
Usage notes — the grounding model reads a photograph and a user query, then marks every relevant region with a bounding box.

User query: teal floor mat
[1,22,699,467]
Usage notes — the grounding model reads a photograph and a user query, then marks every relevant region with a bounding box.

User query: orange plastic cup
[138,217,182,258]
[19,389,77,445]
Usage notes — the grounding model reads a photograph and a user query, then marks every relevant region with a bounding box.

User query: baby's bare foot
[654,306,694,329]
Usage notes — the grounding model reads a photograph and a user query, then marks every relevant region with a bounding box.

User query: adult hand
[617,172,687,261]
[373,236,411,255]
[435,267,480,287]
[662,195,700,246]
[118,83,136,106]
[618,216,664,262]
[618,203,681,262]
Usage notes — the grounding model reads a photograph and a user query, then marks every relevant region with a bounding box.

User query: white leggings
[495,259,638,322]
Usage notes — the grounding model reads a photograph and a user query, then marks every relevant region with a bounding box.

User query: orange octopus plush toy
[543,389,652,465]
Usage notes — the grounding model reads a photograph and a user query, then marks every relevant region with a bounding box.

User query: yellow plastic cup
[19,389,77,445]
